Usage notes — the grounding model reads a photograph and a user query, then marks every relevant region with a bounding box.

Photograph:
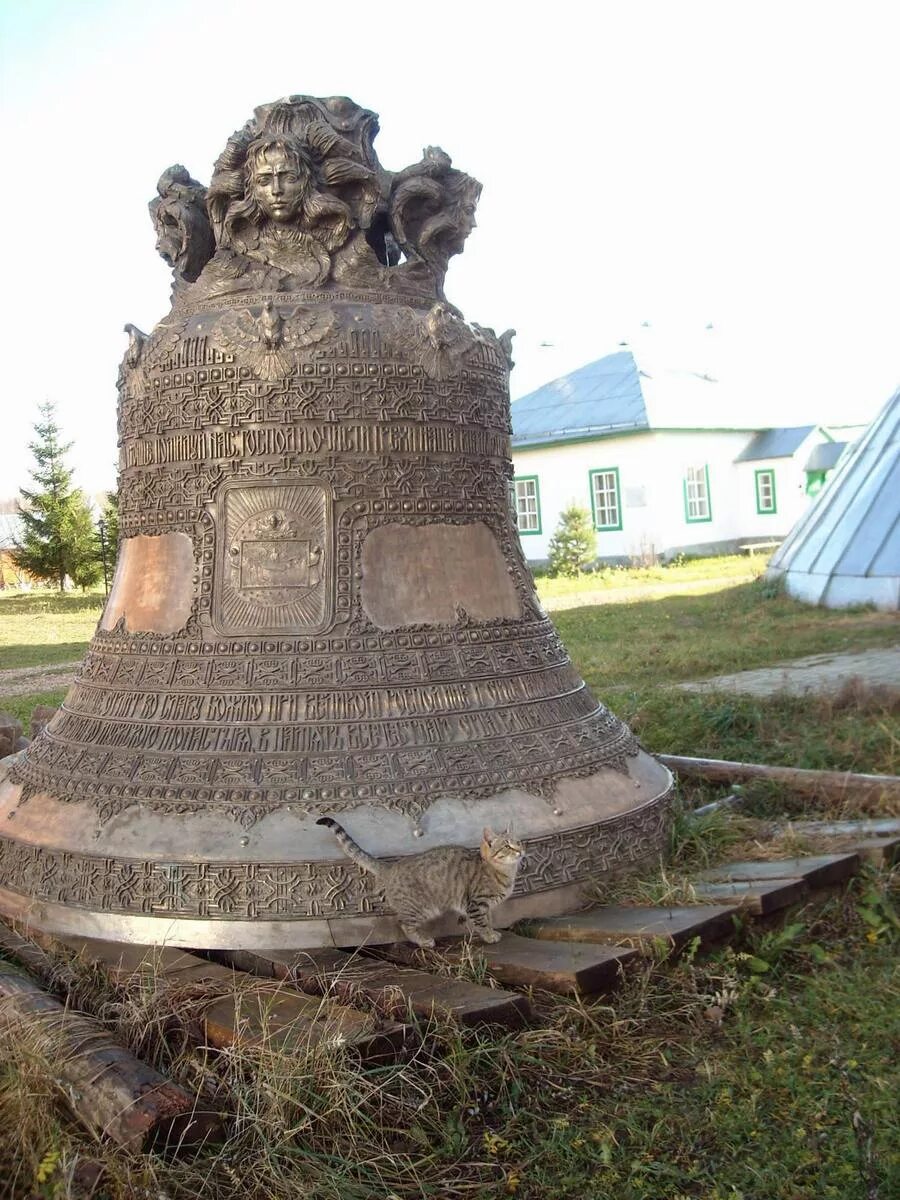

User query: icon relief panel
[213,483,333,634]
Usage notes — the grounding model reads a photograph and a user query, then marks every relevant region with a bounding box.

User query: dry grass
[2,871,898,1199]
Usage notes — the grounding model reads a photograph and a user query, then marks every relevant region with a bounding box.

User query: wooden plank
[851,837,900,868]
[691,878,808,915]
[219,947,531,1027]
[699,853,861,890]
[51,936,408,1062]
[779,818,900,838]
[524,904,739,950]
[657,754,900,804]
[0,959,223,1151]
[56,937,237,987]
[200,984,408,1062]
[379,934,637,996]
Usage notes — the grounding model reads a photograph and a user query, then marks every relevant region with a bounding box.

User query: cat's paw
[479,929,502,944]
[414,936,436,949]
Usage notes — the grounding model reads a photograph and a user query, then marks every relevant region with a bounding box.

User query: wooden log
[216,946,532,1028]
[0,959,222,1151]
[658,754,900,802]
[691,792,744,818]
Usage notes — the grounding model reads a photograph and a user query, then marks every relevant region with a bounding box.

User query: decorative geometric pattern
[0,788,671,920]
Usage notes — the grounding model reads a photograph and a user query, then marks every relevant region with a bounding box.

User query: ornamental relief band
[0,793,671,921]
[5,93,669,935]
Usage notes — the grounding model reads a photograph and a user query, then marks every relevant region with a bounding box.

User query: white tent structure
[767,388,899,611]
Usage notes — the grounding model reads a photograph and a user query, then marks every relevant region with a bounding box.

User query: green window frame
[588,467,623,531]
[683,464,712,523]
[806,470,827,497]
[513,475,542,534]
[754,468,777,514]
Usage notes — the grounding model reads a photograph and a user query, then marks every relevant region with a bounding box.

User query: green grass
[554,579,898,688]
[551,578,899,789]
[535,551,765,600]
[0,588,104,670]
[1,562,899,1198]
[2,874,897,1199]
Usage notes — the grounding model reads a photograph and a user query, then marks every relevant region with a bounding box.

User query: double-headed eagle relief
[0,94,672,950]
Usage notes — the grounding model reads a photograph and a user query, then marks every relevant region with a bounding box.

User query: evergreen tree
[95,488,120,592]
[12,402,103,591]
[547,502,597,577]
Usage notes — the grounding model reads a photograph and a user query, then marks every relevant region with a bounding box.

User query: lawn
[1,561,898,1198]
[0,588,105,671]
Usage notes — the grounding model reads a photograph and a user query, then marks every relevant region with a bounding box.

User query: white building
[510,350,857,563]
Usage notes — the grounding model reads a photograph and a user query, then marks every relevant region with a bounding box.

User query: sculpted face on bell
[250,147,308,224]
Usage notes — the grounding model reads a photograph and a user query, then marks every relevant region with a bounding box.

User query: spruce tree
[12,402,103,591]
[547,502,597,577]
[95,488,120,592]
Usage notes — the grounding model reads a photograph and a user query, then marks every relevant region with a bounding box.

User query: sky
[0,0,897,497]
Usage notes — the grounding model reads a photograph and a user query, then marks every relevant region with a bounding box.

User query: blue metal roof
[734,426,816,462]
[510,351,648,447]
[805,441,848,472]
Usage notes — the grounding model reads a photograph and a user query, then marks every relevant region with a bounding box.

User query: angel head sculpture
[149,165,215,285]
[208,130,353,253]
[389,147,482,298]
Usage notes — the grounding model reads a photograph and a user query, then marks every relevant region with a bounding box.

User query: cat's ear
[482,826,497,843]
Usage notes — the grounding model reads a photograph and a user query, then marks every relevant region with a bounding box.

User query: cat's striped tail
[316,817,382,875]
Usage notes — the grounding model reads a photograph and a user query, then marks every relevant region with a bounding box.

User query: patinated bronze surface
[0,96,672,947]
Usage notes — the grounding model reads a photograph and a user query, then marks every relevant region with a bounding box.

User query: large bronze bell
[0,96,672,947]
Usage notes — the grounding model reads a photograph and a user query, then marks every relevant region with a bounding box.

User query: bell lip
[0,850,668,952]
[0,775,673,949]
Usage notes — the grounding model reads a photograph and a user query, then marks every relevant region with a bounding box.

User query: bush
[548,502,597,577]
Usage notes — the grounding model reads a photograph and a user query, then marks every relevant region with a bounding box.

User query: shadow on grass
[0,592,105,615]
[553,578,896,690]
[0,643,88,671]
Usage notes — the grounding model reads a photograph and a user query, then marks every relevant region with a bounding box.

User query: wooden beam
[524,904,738,950]
[698,853,861,890]
[379,934,637,996]
[690,878,808,915]
[658,754,900,802]
[0,959,222,1152]
[30,934,410,1064]
[217,947,532,1028]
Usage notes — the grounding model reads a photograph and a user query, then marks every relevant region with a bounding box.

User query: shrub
[548,502,597,577]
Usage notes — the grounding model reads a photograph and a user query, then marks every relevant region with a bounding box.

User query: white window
[514,477,541,533]
[684,465,711,523]
[589,468,622,530]
[755,469,777,514]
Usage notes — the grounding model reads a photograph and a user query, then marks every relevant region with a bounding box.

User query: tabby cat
[316,818,525,947]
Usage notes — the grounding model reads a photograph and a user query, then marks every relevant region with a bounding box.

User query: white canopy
[767,388,899,611]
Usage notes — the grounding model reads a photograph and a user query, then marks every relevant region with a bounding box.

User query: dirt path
[678,645,899,698]
[0,661,81,698]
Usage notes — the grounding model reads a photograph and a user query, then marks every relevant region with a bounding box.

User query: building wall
[511,429,797,562]
[734,447,814,544]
